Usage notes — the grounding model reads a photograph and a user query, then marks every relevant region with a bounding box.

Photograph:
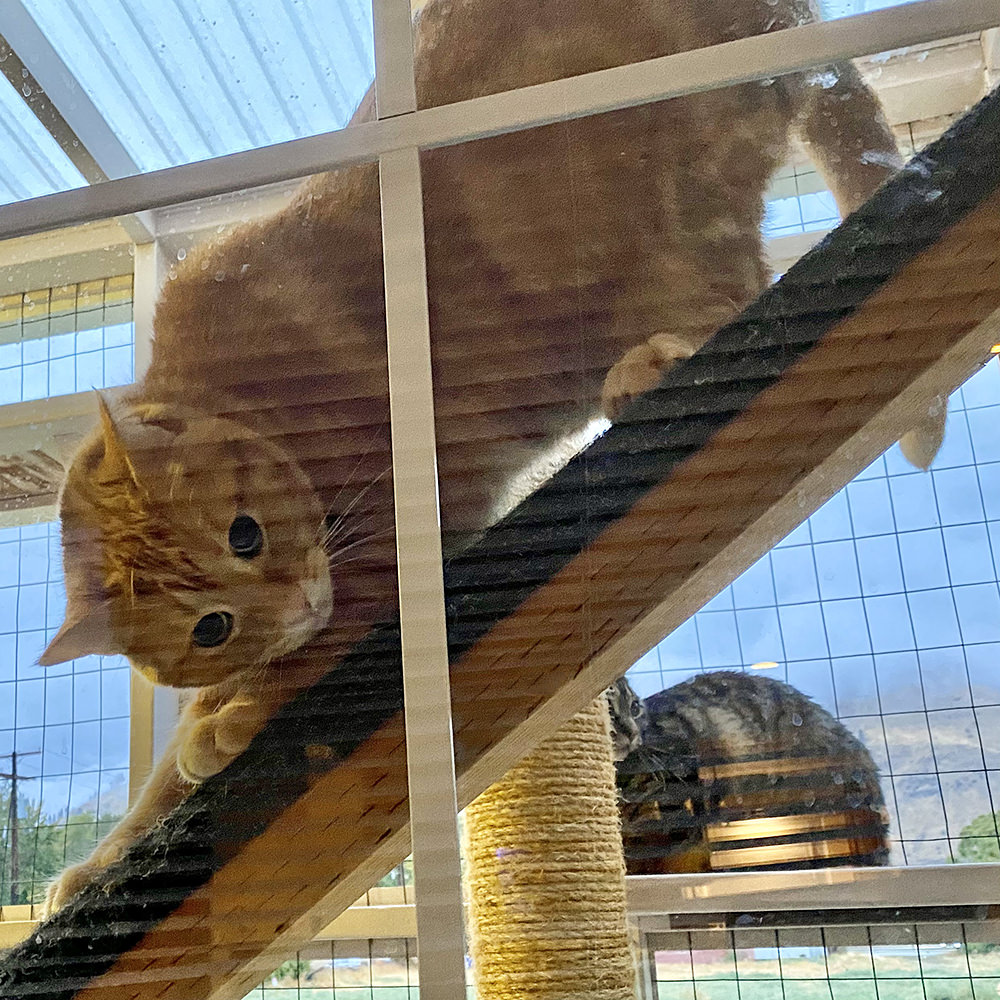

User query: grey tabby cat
[607,671,890,874]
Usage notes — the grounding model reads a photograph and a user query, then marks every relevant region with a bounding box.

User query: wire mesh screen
[0,275,134,405]
[0,522,130,905]
[625,359,1000,867]
[646,921,1000,1000]
[0,272,135,903]
[244,938,420,1000]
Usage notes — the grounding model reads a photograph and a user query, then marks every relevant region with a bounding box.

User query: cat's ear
[95,393,140,488]
[38,600,118,666]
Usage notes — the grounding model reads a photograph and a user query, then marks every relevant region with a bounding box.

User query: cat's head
[606,676,647,761]
[40,397,333,687]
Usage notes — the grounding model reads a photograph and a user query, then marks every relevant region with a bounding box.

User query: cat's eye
[229,515,263,558]
[192,611,234,648]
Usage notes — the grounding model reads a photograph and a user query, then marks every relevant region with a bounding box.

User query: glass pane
[0,69,85,206]
[425,18,997,876]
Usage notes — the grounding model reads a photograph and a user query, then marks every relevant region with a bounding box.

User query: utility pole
[0,751,40,904]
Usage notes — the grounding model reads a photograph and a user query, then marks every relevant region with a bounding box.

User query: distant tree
[953,811,1000,863]
[0,786,121,903]
[266,958,309,985]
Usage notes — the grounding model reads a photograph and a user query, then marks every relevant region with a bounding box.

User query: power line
[0,750,40,905]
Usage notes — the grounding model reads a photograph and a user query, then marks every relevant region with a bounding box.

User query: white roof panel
[0,72,84,204]
[20,0,375,174]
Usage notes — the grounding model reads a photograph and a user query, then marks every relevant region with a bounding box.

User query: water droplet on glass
[806,69,839,89]
[215,271,226,282]
[21,67,28,78]
[176,247,187,261]
[832,772,844,785]
[21,83,31,97]
[167,267,178,280]
[791,712,802,726]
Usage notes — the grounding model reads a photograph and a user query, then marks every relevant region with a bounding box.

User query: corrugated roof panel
[0,72,85,205]
[20,0,375,174]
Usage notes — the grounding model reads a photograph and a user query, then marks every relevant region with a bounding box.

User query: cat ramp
[2,84,1000,1000]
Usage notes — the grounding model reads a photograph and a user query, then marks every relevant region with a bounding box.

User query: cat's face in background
[606,676,648,761]
[40,399,333,687]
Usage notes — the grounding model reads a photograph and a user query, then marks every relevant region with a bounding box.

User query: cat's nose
[302,577,333,619]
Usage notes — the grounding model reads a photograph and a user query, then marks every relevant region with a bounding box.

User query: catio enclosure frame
[0,0,999,997]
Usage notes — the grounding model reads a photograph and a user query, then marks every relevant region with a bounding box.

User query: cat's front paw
[178,700,266,783]
[43,858,106,917]
[602,333,695,419]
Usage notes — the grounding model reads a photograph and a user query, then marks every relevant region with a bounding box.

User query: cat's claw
[602,333,695,420]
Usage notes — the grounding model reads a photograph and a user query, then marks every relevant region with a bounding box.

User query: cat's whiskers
[319,422,389,519]
[326,552,388,571]
[322,509,380,554]
[320,464,392,548]
[326,528,395,569]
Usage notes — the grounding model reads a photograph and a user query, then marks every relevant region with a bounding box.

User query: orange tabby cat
[41,0,904,911]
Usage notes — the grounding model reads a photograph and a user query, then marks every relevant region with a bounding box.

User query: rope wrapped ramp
[2,84,1000,1000]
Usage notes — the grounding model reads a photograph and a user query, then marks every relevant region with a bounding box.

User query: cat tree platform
[3,85,999,1000]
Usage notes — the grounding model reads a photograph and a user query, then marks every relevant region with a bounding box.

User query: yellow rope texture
[464,698,635,999]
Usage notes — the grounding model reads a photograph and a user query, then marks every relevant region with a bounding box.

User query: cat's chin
[268,615,328,662]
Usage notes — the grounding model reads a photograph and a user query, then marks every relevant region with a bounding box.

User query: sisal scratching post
[464,697,636,999]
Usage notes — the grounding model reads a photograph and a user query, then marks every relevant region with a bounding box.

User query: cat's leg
[43,723,191,915]
[788,57,947,467]
[790,60,901,219]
